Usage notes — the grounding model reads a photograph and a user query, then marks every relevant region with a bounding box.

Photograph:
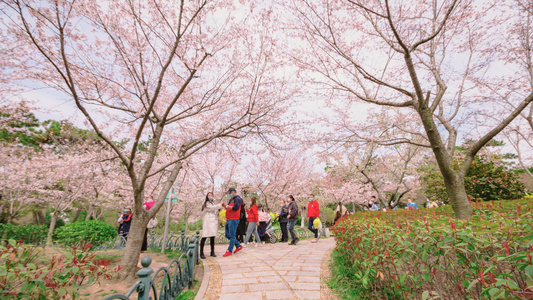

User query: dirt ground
[39,247,203,299]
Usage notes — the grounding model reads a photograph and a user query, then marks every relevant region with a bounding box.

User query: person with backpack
[307,194,320,243]
[278,200,289,242]
[287,195,299,245]
[223,187,244,257]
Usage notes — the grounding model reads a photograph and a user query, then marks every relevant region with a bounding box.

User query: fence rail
[96,223,327,251]
[101,231,200,300]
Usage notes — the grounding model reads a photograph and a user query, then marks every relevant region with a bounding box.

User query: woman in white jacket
[200,192,224,259]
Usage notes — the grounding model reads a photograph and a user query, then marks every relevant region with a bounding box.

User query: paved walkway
[196,238,336,300]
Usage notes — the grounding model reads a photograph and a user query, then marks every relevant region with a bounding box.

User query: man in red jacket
[223,187,244,257]
[307,194,320,243]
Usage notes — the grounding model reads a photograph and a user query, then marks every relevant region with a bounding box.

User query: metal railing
[102,231,200,300]
[94,229,198,252]
[95,223,328,251]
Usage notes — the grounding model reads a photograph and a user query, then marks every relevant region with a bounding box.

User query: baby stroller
[257,218,278,244]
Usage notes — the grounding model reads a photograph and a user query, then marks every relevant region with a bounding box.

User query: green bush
[0,224,48,244]
[331,200,533,299]
[319,207,335,226]
[0,239,116,299]
[421,154,525,201]
[53,220,116,248]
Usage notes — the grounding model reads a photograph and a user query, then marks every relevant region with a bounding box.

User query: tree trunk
[119,213,149,278]
[46,212,58,247]
[416,104,473,219]
[119,161,183,279]
[442,173,472,219]
[72,207,82,222]
[32,212,38,225]
[85,205,93,221]
[37,209,45,225]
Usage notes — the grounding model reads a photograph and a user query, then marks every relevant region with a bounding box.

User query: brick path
[198,238,336,300]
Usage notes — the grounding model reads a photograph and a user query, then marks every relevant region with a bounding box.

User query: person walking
[200,192,224,259]
[278,200,289,242]
[287,195,299,245]
[223,188,243,257]
[236,201,247,243]
[307,194,320,243]
[244,197,261,246]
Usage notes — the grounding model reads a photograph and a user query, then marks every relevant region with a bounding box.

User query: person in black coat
[278,200,289,242]
[236,201,247,243]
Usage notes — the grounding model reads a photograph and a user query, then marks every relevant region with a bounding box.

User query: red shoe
[223,250,232,257]
[234,246,243,254]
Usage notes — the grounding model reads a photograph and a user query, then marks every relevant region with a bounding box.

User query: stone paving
[197,237,336,300]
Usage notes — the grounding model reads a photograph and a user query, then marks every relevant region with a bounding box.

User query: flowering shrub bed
[0,239,119,299]
[330,200,533,299]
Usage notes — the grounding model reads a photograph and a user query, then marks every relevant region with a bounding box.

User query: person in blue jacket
[406,198,418,210]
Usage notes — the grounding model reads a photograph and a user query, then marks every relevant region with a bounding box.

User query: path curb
[194,259,210,300]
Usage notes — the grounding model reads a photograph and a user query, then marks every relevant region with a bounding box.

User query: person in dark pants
[307,194,320,243]
[278,200,289,242]
[236,201,247,243]
[287,195,299,245]
[223,188,244,257]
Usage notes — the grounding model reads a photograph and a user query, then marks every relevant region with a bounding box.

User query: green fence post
[188,243,195,289]
[181,229,185,251]
[137,256,154,300]
[195,230,200,265]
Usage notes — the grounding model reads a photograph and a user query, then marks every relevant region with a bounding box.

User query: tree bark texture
[119,209,150,278]
[72,208,82,223]
[46,212,58,247]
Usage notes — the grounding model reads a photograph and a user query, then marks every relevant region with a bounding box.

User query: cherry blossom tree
[501,0,533,182]
[0,145,44,223]
[245,150,315,212]
[2,0,291,276]
[286,0,533,219]
[320,164,373,212]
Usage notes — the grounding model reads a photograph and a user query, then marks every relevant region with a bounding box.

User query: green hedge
[330,200,533,299]
[0,224,48,244]
[53,220,116,248]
